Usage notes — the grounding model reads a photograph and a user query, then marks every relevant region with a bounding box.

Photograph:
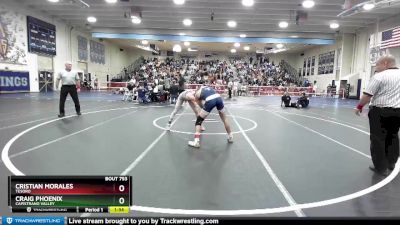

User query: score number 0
[118,184,126,205]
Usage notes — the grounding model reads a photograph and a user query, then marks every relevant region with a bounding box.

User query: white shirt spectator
[153,85,159,93]
[313,85,318,93]
[233,81,238,91]
[228,81,233,89]
[129,78,136,86]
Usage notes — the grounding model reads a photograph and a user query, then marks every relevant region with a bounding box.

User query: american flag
[380,26,400,49]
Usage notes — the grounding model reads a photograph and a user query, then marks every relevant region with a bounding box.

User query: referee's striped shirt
[364,68,400,108]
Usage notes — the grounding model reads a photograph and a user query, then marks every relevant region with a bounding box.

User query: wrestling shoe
[188,140,200,148]
[166,122,171,131]
[227,134,234,143]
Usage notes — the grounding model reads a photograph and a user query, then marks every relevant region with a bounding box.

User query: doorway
[38,71,54,93]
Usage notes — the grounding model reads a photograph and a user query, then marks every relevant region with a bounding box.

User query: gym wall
[0,2,149,92]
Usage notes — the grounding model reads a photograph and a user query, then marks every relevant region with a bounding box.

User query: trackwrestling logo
[2,217,65,225]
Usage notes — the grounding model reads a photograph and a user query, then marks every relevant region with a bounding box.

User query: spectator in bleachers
[115,57,304,102]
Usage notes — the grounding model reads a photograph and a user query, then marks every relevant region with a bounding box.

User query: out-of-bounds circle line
[2,106,399,216]
[130,163,398,215]
[153,113,258,135]
[232,106,370,135]
[264,109,370,135]
[1,106,138,176]
[135,108,399,215]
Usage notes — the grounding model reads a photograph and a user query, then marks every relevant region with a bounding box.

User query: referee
[355,55,400,176]
[56,61,81,118]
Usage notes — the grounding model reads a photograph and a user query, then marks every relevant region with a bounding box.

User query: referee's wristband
[356,104,364,110]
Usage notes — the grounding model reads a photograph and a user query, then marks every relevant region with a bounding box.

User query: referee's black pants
[59,85,81,115]
[368,107,400,171]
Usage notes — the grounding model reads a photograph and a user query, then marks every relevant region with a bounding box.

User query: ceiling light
[279,21,289,28]
[173,44,182,52]
[244,46,250,51]
[105,0,117,3]
[242,0,254,7]
[87,16,97,23]
[183,19,192,26]
[141,40,149,45]
[231,49,237,53]
[276,43,284,48]
[227,20,237,28]
[240,34,247,38]
[132,17,142,24]
[290,35,299,38]
[179,33,186,36]
[184,41,190,46]
[234,42,241,48]
[135,45,158,53]
[302,0,315,9]
[330,22,339,29]
[188,48,198,52]
[173,0,185,5]
[363,3,375,10]
[272,49,287,54]
[48,0,60,2]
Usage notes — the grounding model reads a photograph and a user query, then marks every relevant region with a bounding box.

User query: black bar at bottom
[8,176,11,206]
[78,207,109,213]
[67,218,400,225]
[218,219,400,225]
[12,207,77,213]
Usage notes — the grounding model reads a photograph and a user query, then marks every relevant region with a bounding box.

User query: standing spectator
[127,77,135,92]
[312,80,318,96]
[169,81,180,104]
[227,79,233,99]
[164,75,171,92]
[233,79,239,96]
[124,67,128,77]
[237,82,242,96]
[55,61,81,118]
[94,76,98,90]
[178,73,185,94]
[355,55,400,176]
[151,84,159,102]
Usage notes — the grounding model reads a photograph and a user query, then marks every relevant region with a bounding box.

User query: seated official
[297,92,310,108]
[281,92,291,107]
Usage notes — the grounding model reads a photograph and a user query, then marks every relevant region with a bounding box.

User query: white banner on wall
[0,5,27,65]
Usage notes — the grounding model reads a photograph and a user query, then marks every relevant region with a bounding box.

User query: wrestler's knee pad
[195,116,205,126]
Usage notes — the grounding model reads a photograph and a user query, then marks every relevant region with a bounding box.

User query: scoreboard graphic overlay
[8,176,132,213]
